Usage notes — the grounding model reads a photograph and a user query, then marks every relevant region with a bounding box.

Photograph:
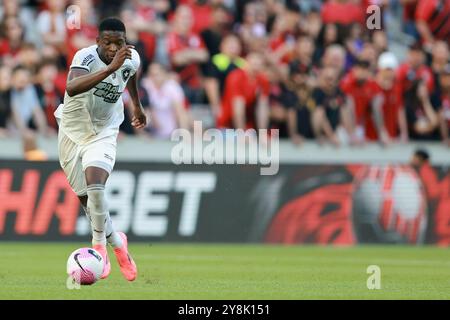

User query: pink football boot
[93,244,111,279]
[113,232,137,281]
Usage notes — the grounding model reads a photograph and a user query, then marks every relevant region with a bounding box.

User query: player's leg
[82,137,137,281]
[78,194,122,249]
[83,166,112,279]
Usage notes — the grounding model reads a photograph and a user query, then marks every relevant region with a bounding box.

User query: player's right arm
[66,45,133,97]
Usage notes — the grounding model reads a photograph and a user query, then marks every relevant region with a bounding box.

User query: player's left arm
[126,72,147,129]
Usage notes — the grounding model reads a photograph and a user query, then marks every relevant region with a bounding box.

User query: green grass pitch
[0,242,449,299]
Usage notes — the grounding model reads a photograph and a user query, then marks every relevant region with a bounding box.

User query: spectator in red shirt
[375,52,409,142]
[167,5,209,104]
[186,0,214,34]
[321,0,365,26]
[268,2,301,65]
[415,0,450,48]
[126,0,169,63]
[218,52,270,130]
[340,59,390,145]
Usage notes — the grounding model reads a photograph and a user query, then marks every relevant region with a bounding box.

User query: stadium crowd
[0,0,450,158]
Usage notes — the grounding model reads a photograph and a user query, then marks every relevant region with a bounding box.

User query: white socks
[86,185,107,246]
[82,186,123,248]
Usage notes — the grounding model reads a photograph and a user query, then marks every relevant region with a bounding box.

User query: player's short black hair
[414,149,430,162]
[98,17,126,34]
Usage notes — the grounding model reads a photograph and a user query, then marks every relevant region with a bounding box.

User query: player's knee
[86,185,107,213]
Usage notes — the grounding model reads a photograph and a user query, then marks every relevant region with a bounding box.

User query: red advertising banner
[1,160,450,245]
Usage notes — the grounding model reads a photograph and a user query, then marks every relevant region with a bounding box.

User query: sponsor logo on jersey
[93,82,122,103]
[81,54,95,67]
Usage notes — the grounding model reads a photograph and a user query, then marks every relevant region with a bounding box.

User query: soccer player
[54,18,147,281]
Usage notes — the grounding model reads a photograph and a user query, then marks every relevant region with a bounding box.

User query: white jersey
[55,44,140,145]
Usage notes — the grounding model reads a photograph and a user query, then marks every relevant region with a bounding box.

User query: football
[66,248,104,285]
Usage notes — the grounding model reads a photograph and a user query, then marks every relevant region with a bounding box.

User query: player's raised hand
[107,45,134,73]
[131,106,147,129]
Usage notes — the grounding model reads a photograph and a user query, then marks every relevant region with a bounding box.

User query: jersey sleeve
[130,49,141,76]
[70,48,95,72]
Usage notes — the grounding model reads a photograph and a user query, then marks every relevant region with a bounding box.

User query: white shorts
[57,129,117,196]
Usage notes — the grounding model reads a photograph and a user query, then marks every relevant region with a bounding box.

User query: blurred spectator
[121,69,152,137]
[266,68,290,138]
[321,0,365,26]
[10,65,50,138]
[415,0,450,49]
[344,23,365,68]
[217,52,269,130]
[238,1,268,53]
[0,65,12,137]
[397,43,435,102]
[35,60,63,131]
[0,16,26,67]
[321,44,346,76]
[285,66,316,145]
[0,0,36,44]
[186,0,214,35]
[315,23,341,62]
[204,34,245,117]
[340,59,390,145]
[430,41,449,104]
[96,0,123,20]
[400,0,420,41]
[66,0,98,65]
[411,148,430,166]
[312,66,350,146]
[302,8,323,40]
[268,2,301,65]
[142,63,190,138]
[120,8,151,73]
[125,0,169,64]
[372,30,388,56]
[404,77,440,140]
[289,35,318,86]
[201,4,232,57]
[359,41,379,72]
[16,43,40,72]
[167,5,209,104]
[438,65,450,145]
[36,0,67,52]
[375,52,409,142]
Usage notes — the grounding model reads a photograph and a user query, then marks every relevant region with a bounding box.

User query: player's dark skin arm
[66,45,133,97]
[126,73,147,129]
